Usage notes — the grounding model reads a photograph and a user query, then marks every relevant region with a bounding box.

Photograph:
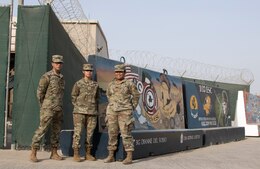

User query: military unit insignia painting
[90,56,231,131]
[244,92,260,124]
[184,82,231,128]
[92,57,185,131]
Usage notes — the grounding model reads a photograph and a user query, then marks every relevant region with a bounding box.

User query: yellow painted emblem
[190,95,198,110]
[203,95,211,116]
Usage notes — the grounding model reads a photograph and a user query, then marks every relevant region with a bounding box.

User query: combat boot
[122,151,132,165]
[30,147,38,162]
[73,148,81,162]
[104,150,115,163]
[50,147,63,160]
[85,147,96,161]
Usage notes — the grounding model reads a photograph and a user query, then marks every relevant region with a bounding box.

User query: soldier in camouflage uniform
[71,64,99,162]
[104,64,140,165]
[30,55,65,162]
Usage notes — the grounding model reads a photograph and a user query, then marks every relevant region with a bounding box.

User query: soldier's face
[83,70,92,79]
[52,62,63,72]
[115,71,125,80]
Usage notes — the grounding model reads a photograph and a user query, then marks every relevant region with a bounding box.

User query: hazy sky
[3,0,260,94]
[81,0,260,94]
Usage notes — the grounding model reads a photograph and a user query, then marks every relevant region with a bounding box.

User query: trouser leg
[72,113,84,149]
[106,114,119,151]
[50,110,63,148]
[31,109,53,149]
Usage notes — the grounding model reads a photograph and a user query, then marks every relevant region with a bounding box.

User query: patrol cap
[83,64,93,71]
[114,64,125,72]
[52,55,63,63]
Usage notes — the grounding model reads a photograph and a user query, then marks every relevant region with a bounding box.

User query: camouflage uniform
[71,64,99,150]
[31,68,65,149]
[106,66,140,152]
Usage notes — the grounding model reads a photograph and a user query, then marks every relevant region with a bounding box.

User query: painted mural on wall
[136,69,185,130]
[243,92,260,124]
[184,82,231,128]
[89,56,185,132]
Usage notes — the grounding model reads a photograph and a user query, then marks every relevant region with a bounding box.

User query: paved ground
[0,137,259,169]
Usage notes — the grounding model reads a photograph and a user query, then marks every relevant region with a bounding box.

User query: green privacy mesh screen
[0,6,10,148]
[13,5,86,147]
